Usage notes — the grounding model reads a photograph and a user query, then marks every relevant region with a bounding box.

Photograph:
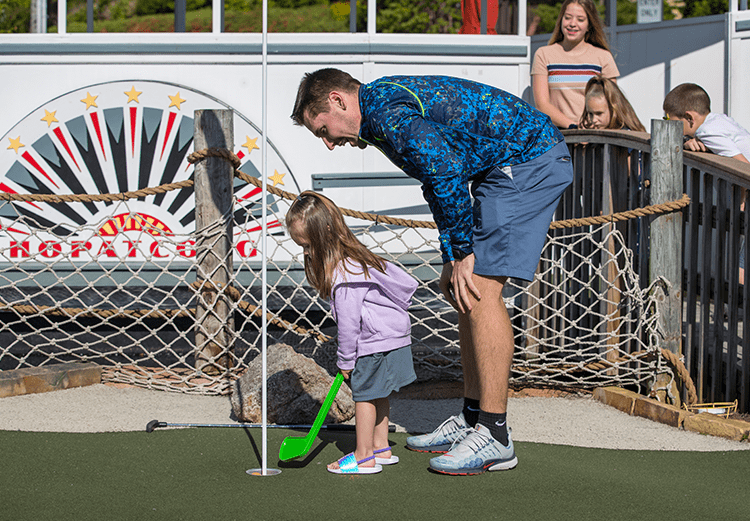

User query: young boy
[663,83,747,281]
[663,83,750,163]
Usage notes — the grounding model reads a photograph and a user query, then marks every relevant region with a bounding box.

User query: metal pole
[212,0,224,33]
[58,0,66,33]
[175,0,186,32]
[248,0,280,479]
[262,0,269,477]
[367,0,376,35]
[518,0,527,36]
[87,0,93,32]
[30,0,47,33]
[607,0,617,44]
[350,0,357,32]
[481,0,488,34]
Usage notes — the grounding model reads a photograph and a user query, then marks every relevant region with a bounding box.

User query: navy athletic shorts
[471,141,573,281]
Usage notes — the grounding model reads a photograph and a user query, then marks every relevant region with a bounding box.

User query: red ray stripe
[241,220,281,234]
[130,107,137,158]
[161,112,177,160]
[0,182,42,210]
[22,151,59,189]
[239,186,262,201]
[0,223,29,234]
[89,112,107,160]
[53,127,81,172]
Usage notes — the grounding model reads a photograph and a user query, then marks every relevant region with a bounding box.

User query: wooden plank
[712,178,728,402]
[601,144,621,376]
[725,184,741,402]
[649,119,684,404]
[0,362,102,398]
[193,109,235,375]
[742,190,750,412]
[699,173,714,402]
[649,119,684,355]
[685,167,701,404]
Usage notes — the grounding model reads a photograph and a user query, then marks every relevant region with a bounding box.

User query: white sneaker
[405,413,471,453]
[428,423,518,475]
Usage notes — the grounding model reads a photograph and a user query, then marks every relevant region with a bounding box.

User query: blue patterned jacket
[358,75,562,263]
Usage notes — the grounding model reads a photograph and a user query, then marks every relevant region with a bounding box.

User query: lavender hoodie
[330,258,418,371]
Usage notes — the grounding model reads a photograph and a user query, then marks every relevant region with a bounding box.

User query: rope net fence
[0,149,687,396]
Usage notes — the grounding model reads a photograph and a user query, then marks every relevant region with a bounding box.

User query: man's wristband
[452,248,471,261]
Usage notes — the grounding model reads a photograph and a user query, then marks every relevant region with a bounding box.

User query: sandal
[374,447,399,465]
[327,453,383,475]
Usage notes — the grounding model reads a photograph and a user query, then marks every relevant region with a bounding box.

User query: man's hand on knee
[447,255,481,313]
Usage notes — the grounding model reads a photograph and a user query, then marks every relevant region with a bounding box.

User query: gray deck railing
[561,126,750,412]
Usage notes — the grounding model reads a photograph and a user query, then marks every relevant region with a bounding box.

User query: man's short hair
[663,83,711,118]
[291,68,362,126]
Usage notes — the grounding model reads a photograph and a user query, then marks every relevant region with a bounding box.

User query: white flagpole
[247,0,278,479]
[261,0,270,475]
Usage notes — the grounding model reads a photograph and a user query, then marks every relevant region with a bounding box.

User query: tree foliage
[532,0,681,34]
[356,0,462,33]
[0,0,31,33]
[683,0,727,17]
[135,0,210,16]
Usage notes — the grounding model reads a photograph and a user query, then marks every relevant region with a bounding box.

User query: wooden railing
[561,125,750,412]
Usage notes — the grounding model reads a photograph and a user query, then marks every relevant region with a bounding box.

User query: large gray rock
[231,343,354,424]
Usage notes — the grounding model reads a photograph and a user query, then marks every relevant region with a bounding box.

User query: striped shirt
[532,42,619,125]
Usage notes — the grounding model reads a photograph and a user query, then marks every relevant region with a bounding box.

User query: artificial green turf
[2,428,748,520]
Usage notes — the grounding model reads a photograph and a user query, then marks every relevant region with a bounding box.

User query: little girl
[579,76,645,131]
[285,191,418,475]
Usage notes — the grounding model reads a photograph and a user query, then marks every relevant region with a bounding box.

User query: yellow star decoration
[125,86,142,104]
[168,92,186,110]
[269,170,286,187]
[80,92,98,110]
[41,110,58,127]
[242,136,260,154]
[7,136,24,154]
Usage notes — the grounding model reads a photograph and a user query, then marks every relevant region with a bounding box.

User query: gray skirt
[350,345,416,402]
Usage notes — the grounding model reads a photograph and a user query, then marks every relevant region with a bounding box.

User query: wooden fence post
[193,109,234,375]
[649,119,684,403]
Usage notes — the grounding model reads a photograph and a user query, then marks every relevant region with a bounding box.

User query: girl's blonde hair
[579,76,645,132]
[548,0,611,51]
[285,191,386,298]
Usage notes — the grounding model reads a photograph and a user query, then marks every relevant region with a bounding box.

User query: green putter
[278,372,345,461]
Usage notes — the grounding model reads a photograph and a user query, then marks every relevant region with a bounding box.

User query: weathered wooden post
[649,119,684,404]
[194,109,235,375]
[601,144,622,376]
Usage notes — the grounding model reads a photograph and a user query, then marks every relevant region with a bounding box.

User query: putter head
[146,420,165,433]
[278,435,313,461]
[278,373,345,461]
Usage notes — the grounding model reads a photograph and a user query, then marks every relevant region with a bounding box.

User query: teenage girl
[285,191,418,475]
[532,0,619,129]
[579,75,645,131]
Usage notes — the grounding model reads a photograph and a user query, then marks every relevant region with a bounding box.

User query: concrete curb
[0,363,102,398]
[594,386,750,442]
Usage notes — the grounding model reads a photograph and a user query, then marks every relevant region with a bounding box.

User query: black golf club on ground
[146,420,396,433]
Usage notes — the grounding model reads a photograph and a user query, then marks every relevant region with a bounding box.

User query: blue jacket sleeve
[369,96,474,263]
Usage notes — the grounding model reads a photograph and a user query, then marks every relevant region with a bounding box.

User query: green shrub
[684,0,727,17]
[0,0,31,33]
[225,0,263,11]
[270,0,328,9]
[354,0,461,34]
[135,0,210,16]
